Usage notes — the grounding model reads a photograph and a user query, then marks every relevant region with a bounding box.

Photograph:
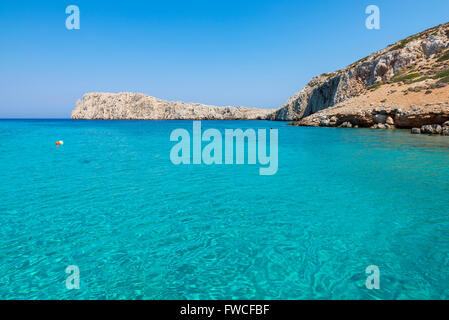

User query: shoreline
[70,23,449,133]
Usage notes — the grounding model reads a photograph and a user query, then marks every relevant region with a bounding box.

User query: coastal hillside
[71,92,272,120]
[274,22,449,130]
[72,23,449,129]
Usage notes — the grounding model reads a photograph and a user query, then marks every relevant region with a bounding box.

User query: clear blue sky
[0,0,448,118]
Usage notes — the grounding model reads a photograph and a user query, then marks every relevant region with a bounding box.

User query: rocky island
[71,92,272,120]
[72,22,449,135]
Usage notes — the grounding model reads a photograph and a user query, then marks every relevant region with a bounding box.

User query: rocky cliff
[274,22,449,129]
[72,23,449,128]
[71,92,273,120]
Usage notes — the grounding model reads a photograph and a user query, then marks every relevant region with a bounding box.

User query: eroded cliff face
[273,22,449,122]
[71,92,273,120]
[72,23,449,125]
[273,75,345,120]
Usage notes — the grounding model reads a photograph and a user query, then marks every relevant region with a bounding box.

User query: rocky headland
[275,22,449,135]
[71,92,272,120]
[72,22,449,135]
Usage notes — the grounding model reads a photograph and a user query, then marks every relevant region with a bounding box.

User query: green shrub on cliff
[437,53,449,62]
[390,36,420,51]
[434,70,449,79]
[392,73,421,83]
[437,76,449,84]
[412,76,429,83]
[367,82,382,90]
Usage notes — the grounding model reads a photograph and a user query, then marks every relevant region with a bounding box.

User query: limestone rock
[386,116,395,125]
[421,35,449,57]
[340,121,352,128]
[275,23,449,122]
[442,127,449,136]
[421,124,442,134]
[373,114,388,124]
[72,23,449,126]
[71,92,274,120]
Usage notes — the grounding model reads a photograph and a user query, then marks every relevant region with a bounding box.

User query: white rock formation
[71,92,274,120]
[71,23,449,124]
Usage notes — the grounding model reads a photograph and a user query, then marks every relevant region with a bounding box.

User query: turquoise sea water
[0,119,448,300]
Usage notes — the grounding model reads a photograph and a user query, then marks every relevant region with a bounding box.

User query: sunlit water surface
[0,120,448,299]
